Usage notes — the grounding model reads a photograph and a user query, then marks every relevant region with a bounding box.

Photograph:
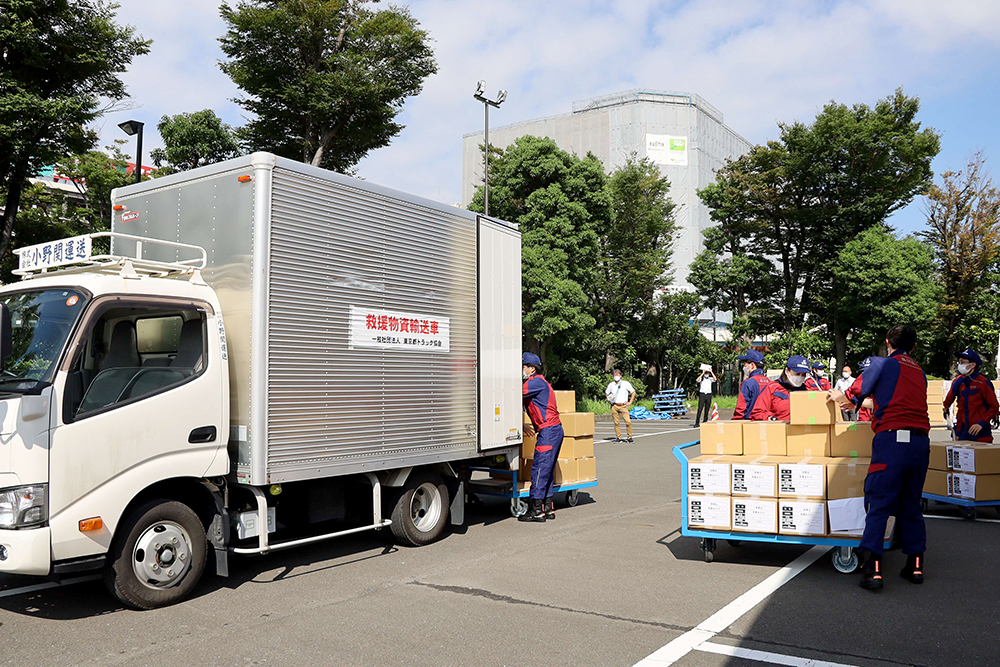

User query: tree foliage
[150,110,240,174]
[0,0,149,257]
[219,0,437,172]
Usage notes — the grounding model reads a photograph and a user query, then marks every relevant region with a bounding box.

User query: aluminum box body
[111,153,521,485]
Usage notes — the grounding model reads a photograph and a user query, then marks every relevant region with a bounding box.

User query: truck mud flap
[448,479,464,526]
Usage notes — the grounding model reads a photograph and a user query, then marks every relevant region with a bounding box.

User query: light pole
[473,81,506,217]
[118,120,144,184]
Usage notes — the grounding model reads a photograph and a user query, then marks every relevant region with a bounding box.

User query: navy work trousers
[860,430,930,557]
[529,424,564,500]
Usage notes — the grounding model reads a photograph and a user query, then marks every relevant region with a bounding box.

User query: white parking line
[925,514,1000,524]
[633,545,828,666]
[697,640,859,667]
[0,574,100,599]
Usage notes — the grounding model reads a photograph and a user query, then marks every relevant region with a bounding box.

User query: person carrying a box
[844,357,876,422]
[944,348,999,443]
[828,325,930,592]
[522,352,563,522]
[750,355,810,420]
[734,349,770,419]
[805,361,832,391]
[605,369,636,443]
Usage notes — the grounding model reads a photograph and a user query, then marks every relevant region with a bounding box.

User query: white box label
[949,447,977,472]
[778,463,825,497]
[951,472,976,499]
[732,463,775,496]
[732,497,777,533]
[688,496,730,529]
[779,501,826,535]
[349,306,449,353]
[688,462,730,494]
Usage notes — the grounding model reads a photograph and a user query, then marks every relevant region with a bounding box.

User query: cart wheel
[727,540,742,547]
[701,538,716,563]
[704,550,714,563]
[566,490,580,507]
[921,498,928,513]
[511,498,528,518]
[960,506,977,521]
[831,547,859,574]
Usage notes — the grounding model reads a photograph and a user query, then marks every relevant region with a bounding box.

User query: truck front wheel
[390,473,450,547]
[104,499,207,610]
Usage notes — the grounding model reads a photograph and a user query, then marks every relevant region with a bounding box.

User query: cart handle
[672,440,700,465]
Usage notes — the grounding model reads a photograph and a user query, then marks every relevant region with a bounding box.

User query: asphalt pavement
[0,419,996,666]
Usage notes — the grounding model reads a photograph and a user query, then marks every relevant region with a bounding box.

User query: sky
[99,0,1000,237]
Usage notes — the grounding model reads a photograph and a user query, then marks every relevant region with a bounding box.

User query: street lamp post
[473,81,506,217]
[117,120,144,184]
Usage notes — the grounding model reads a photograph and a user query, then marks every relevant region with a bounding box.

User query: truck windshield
[0,289,87,391]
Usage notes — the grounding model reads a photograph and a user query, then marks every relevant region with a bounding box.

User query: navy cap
[737,349,765,364]
[811,361,826,370]
[955,349,982,366]
[786,355,810,373]
[858,356,876,371]
[522,352,542,368]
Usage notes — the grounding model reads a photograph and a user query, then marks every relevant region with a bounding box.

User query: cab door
[47,296,227,562]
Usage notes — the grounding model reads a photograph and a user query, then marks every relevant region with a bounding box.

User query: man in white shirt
[605,369,636,442]
[695,367,717,426]
[834,365,856,421]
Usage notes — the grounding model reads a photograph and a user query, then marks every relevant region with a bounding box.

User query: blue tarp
[629,406,671,420]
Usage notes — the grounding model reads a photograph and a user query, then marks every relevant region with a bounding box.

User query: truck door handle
[189,426,217,443]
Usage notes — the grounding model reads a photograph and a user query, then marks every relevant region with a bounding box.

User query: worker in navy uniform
[521,353,563,522]
[829,325,930,591]
[943,348,999,443]
[733,349,770,420]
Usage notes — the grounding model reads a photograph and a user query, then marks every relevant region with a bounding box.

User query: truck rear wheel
[104,499,207,610]
[390,473,449,547]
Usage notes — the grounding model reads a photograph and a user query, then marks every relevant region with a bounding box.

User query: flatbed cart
[674,441,891,573]
[921,493,1000,521]
[467,467,598,517]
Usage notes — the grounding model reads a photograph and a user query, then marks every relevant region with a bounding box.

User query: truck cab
[0,235,229,607]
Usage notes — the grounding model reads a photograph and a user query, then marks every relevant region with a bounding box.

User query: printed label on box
[778,463,825,497]
[779,501,826,535]
[732,464,776,496]
[950,447,976,472]
[688,496,730,529]
[952,472,976,499]
[732,497,777,533]
[688,462,730,494]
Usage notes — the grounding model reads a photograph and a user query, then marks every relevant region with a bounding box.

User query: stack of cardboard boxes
[927,380,949,426]
[925,442,1000,500]
[689,392,883,537]
[519,390,597,490]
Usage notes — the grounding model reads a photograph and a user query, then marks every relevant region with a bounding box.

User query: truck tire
[104,499,207,610]
[390,473,450,547]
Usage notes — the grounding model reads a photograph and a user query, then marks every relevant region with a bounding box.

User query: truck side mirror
[0,303,11,366]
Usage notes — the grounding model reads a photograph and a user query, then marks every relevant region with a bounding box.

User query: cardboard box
[923,469,949,496]
[560,435,594,459]
[553,390,576,414]
[742,421,788,456]
[826,457,870,499]
[700,420,743,455]
[948,444,1000,474]
[561,412,595,437]
[789,391,837,425]
[555,458,578,484]
[830,422,873,458]
[687,495,731,530]
[786,425,832,457]
[577,456,596,481]
[687,455,731,494]
[929,443,949,471]
[731,459,778,497]
[950,472,1000,500]
[776,458,828,499]
[732,497,778,533]
[778,499,827,536]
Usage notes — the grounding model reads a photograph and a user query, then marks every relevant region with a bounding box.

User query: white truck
[0,153,522,608]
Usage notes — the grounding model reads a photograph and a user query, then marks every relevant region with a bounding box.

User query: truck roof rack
[13,232,207,280]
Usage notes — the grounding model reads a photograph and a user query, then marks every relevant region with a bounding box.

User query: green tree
[824,225,942,368]
[150,110,240,174]
[469,136,611,370]
[219,0,437,172]
[920,152,1000,369]
[951,259,999,379]
[0,0,149,257]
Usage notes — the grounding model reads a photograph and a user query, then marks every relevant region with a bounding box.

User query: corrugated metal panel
[265,168,480,479]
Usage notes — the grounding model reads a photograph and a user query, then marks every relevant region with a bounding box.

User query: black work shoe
[518,498,546,522]
[900,553,924,584]
[544,498,555,520]
[627,437,634,443]
[613,437,622,443]
[859,557,884,591]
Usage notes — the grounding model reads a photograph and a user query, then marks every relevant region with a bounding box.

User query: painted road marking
[697,640,859,667]
[925,514,1000,524]
[0,574,100,599]
[633,545,828,666]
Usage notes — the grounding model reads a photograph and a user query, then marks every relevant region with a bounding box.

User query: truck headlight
[0,485,47,528]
